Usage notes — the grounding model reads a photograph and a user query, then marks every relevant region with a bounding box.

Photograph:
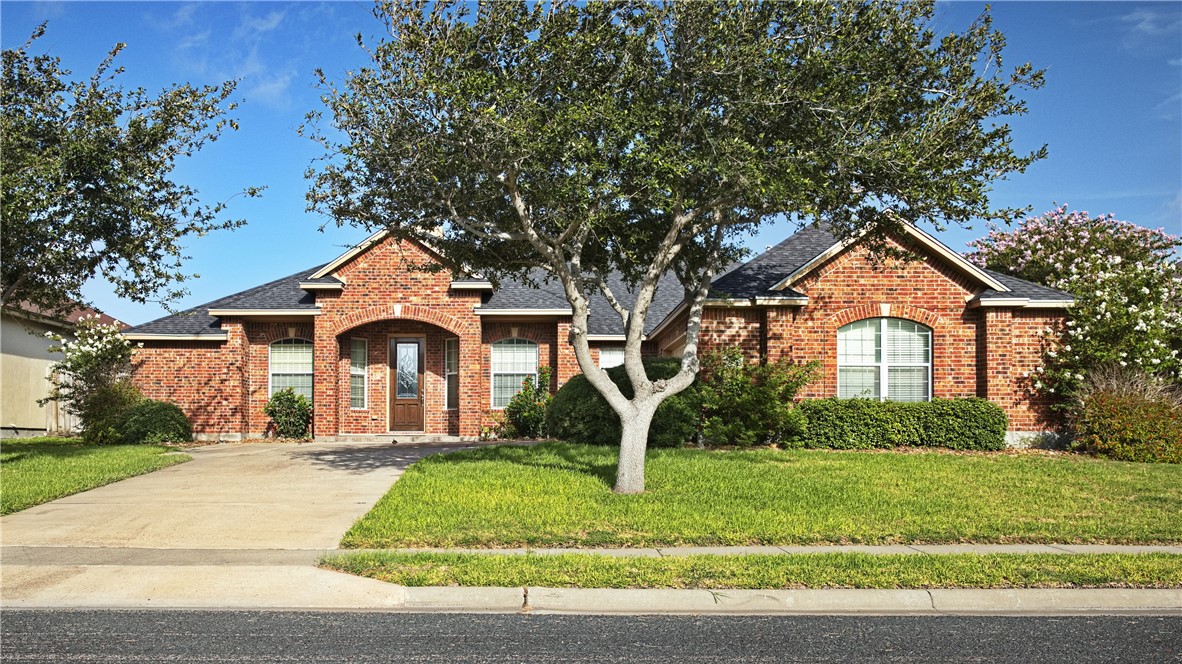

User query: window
[837,318,931,402]
[445,338,459,410]
[350,338,367,409]
[598,346,625,369]
[490,338,537,409]
[270,338,313,401]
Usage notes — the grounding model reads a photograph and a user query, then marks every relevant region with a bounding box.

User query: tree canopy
[304,0,1045,492]
[1,24,261,317]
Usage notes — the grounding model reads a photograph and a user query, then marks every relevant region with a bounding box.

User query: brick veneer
[133,232,1065,439]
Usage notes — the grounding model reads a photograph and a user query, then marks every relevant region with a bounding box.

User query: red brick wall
[133,330,246,435]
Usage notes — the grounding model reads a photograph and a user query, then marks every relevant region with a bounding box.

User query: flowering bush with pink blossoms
[966,205,1182,399]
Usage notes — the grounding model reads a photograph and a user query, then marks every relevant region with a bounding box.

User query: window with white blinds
[491,338,538,409]
[598,346,625,369]
[349,338,367,409]
[445,338,459,410]
[270,338,313,401]
[837,318,930,402]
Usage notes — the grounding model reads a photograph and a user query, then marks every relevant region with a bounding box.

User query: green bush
[699,347,817,447]
[546,357,701,448]
[502,367,552,439]
[80,380,143,445]
[796,398,1007,451]
[1070,392,1181,464]
[120,399,192,444]
[264,388,313,439]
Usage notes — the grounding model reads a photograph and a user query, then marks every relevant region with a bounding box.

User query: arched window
[837,318,931,402]
[270,338,313,401]
[491,338,538,409]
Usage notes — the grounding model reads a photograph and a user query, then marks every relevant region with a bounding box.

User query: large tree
[1,24,261,317]
[304,0,1044,493]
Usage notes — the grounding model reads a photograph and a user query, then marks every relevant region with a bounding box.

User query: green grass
[342,442,1182,547]
[0,436,190,514]
[322,552,1182,589]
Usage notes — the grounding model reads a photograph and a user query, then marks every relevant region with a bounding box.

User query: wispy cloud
[236,10,286,38]
[1121,7,1182,38]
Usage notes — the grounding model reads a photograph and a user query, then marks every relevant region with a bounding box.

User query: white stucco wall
[0,314,76,435]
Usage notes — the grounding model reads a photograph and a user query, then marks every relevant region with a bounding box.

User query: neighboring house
[124,222,1072,443]
[0,303,125,438]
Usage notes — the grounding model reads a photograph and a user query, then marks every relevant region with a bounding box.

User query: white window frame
[445,337,459,411]
[837,318,932,402]
[349,337,368,410]
[598,345,625,369]
[268,338,314,401]
[490,338,538,409]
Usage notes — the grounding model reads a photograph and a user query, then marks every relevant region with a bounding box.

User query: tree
[966,205,1182,396]
[1,23,261,317]
[303,0,1044,493]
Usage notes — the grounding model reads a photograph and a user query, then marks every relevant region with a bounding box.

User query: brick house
[124,222,1072,442]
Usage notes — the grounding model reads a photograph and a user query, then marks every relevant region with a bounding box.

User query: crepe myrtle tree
[1,24,262,318]
[303,0,1044,493]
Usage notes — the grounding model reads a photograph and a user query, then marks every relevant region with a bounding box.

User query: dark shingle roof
[124,264,327,336]
[708,224,836,299]
[976,270,1074,302]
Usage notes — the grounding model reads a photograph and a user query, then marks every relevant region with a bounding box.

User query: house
[123,222,1072,443]
[1,303,125,438]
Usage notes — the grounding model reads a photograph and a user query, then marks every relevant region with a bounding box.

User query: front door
[390,338,424,431]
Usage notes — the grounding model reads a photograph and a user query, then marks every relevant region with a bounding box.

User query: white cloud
[236,10,286,38]
[1121,8,1182,37]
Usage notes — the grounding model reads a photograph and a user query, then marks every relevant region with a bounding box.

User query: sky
[3,1,1180,326]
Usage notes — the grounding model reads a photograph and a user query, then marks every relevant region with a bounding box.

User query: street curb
[393,587,1182,616]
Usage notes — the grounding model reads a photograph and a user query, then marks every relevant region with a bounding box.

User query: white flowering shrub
[966,205,1182,398]
[42,315,144,444]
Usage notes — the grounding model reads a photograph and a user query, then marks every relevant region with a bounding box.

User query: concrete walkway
[2,441,1179,614]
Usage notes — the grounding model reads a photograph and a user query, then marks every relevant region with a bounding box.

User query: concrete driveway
[0,440,474,608]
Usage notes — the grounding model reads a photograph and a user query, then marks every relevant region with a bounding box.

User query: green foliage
[796,398,1007,451]
[120,399,192,445]
[501,366,552,439]
[41,316,142,445]
[698,347,817,447]
[1,23,261,316]
[966,206,1182,397]
[546,358,701,449]
[1069,368,1182,463]
[264,388,312,439]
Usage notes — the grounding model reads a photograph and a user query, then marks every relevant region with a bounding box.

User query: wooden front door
[389,338,424,431]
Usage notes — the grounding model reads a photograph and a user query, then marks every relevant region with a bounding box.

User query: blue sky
[3,1,1180,325]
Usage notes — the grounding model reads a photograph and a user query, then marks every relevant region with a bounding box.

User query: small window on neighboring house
[837,318,931,402]
[598,346,625,369]
[270,338,313,402]
[350,338,367,409]
[445,338,459,410]
[490,338,538,409]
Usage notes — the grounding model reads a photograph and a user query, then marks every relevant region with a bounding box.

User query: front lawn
[323,551,1182,589]
[342,442,1182,548]
[0,437,190,515]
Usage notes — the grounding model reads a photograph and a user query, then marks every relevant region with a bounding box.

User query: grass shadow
[425,441,619,488]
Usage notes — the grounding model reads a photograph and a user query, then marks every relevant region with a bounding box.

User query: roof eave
[123,333,228,341]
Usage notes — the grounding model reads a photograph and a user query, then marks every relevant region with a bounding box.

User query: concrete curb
[402,587,1182,615]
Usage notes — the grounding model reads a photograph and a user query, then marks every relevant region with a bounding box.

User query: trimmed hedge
[120,399,192,444]
[795,398,1007,451]
[545,357,700,448]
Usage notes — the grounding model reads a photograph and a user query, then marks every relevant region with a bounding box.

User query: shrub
[501,366,552,439]
[78,380,143,445]
[796,398,1007,451]
[1068,365,1182,463]
[546,357,701,448]
[264,388,313,439]
[699,347,817,447]
[120,399,192,444]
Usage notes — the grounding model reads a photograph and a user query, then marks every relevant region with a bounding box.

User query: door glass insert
[396,342,419,399]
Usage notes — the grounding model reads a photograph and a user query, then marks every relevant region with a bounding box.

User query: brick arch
[824,303,943,333]
[328,304,473,338]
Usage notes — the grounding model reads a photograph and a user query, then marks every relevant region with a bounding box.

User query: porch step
[314,434,476,445]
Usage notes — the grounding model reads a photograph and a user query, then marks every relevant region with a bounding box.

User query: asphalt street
[2,611,1179,663]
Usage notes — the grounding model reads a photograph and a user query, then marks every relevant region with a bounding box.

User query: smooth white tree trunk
[613,402,658,494]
